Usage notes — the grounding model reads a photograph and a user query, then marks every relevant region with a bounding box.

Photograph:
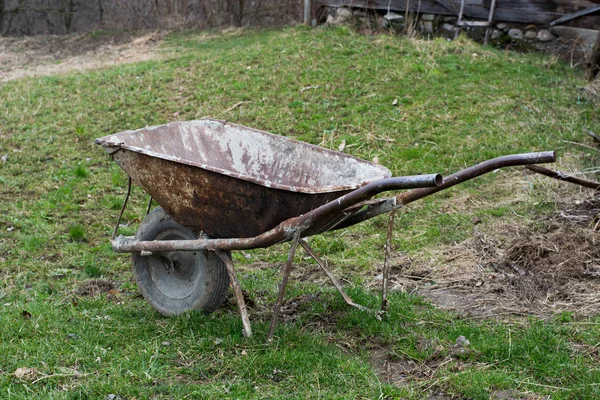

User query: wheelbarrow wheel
[132,207,230,317]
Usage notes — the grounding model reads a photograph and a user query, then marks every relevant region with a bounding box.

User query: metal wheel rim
[147,228,202,300]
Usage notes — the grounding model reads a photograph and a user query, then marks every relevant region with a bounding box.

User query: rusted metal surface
[110,174,442,253]
[396,151,556,206]
[97,118,559,342]
[110,150,349,238]
[331,198,397,231]
[295,174,442,236]
[216,251,252,338]
[333,151,557,230]
[96,119,391,238]
[109,152,555,255]
[267,230,301,342]
[526,164,600,190]
[97,119,392,193]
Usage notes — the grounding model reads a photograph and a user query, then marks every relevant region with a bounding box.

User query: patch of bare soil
[0,32,164,82]
[280,293,321,322]
[369,346,452,386]
[490,390,547,400]
[381,190,600,318]
[76,279,115,296]
[224,288,257,310]
[368,340,549,398]
[368,339,500,398]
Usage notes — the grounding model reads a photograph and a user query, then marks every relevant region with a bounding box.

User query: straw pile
[387,173,600,317]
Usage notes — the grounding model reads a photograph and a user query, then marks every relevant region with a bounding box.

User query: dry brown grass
[584,78,600,103]
[373,161,600,318]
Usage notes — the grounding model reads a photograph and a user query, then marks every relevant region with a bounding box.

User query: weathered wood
[315,0,565,24]
[588,28,600,81]
[483,0,497,44]
[550,5,600,26]
[322,0,449,15]
[304,0,311,23]
[553,26,599,47]
[435,0,460,14]
[504,0,599,13]
[316,0,600,25]
[526,165,600,191]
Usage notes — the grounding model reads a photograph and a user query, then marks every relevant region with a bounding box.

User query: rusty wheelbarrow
[96,119,555,340]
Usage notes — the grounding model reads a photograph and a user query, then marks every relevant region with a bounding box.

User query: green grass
[1,25,600,398]
[68,224,86,242]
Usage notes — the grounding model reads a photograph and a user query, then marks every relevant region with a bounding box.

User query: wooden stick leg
[267,230,301,343]
[299,239,366,312]
[382,209,397,312]
[216,251,252,338]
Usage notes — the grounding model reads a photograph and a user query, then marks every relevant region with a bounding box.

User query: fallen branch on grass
[525,165,600,190]
[584,128,600,142]
[221,101,252,114]
[562,140,600,153]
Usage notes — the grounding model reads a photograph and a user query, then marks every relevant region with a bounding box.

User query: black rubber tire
[132,207,230,316]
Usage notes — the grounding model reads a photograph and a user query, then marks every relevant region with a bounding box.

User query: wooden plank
[435,0,460,15]
[550,5,600,26]
[458,20,491,26]
[439,0,563,14]
[553,25,600,44]
[490,8,562,23]
[496,0,598,12]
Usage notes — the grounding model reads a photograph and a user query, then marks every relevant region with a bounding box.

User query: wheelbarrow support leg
[216,251,252,338]
[267,230,301,342]
[299,239,366,311]
[381,209,397,312]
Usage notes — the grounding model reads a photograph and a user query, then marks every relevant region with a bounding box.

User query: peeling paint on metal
[95,119,391,194]
[96,120,395,238]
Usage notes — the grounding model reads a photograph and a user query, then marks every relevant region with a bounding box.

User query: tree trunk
[237,0,244,27]
[0,0,4,35]
[587,28,600,81]
[65,0,75,33]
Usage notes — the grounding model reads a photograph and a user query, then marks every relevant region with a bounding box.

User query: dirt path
[0,32,164,82]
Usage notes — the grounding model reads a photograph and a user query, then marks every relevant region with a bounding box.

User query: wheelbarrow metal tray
[95,119,391,238]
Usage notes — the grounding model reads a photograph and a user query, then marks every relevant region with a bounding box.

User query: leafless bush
[100,0,303,31]
[1,0,303,36]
